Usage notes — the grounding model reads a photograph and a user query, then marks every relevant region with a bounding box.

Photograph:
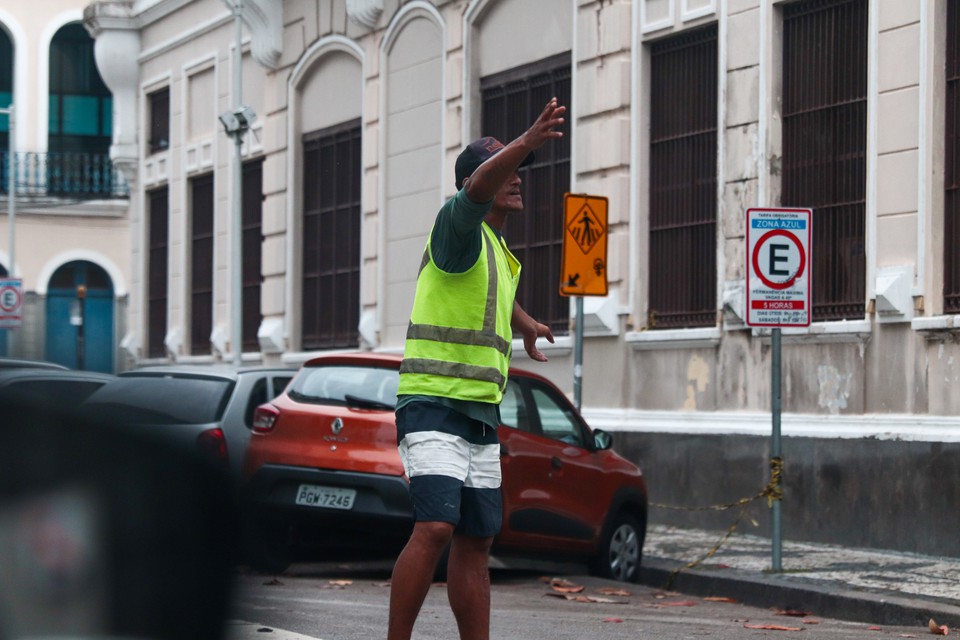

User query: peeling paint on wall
[683,354,710,411]
[817,365,851,414]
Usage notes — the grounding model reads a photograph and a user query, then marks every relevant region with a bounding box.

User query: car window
[244,378,269,429]
[0,379,106,409]
[81,377,233,425]
[288,365,399,408]
[499,380,533,433]
[529,383,584,447]
[271,376,293,398]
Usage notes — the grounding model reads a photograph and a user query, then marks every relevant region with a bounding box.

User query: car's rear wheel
[590,512,643,583]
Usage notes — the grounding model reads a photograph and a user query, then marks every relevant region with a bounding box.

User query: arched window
[48,23,111,155]
[0,26,12,153]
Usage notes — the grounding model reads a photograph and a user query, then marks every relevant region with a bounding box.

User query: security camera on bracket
[218,105,257,136]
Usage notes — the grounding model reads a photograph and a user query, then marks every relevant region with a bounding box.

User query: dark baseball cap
[454,136,535,190]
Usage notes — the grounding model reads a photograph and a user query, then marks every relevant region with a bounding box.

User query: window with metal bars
[781,0,867,321]
[190,173,213,355]
[147,187,168,359]
[945,0,960,313]
[301,119,361,350]
[242,158,264,351]
[481,53,571,336]
[648,26,718,329]
[148,88,169,154]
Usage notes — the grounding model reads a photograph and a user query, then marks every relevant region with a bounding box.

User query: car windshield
[287,365,399,409]
[80,376,233,425]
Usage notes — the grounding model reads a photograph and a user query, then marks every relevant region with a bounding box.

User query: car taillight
[197,427,228,465]
[253,404,280,434]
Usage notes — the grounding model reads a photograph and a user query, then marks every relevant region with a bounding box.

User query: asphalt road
[226,561,935,640]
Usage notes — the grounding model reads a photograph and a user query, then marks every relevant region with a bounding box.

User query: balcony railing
[0,151,129,199]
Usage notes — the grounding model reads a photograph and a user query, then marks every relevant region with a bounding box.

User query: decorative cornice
[83,1,137,37]
[238,0,282,69]
[346,0,384,29]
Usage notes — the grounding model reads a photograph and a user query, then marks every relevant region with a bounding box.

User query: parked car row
[2,353,649,583]
[240,352,648,582]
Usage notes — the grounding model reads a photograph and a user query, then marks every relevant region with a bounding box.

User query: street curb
[640,556,960,629]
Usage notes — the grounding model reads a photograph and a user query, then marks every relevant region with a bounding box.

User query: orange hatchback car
[241,352,647,582]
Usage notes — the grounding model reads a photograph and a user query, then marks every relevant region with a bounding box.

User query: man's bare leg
[387,521,454,640]
[446,534,494,640]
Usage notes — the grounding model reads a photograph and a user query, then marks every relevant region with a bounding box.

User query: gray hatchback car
[80,366,294,477]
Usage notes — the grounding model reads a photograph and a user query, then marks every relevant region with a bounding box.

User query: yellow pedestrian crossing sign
[560,193,608,297]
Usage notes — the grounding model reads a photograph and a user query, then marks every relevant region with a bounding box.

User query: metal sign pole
[574,296,583,411]
[746,206,812,574]
[3,105,15,355]
[771,327,782,571]
[6,105,12,277]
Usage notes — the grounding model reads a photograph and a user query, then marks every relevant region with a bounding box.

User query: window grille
[782,0,867,321]
[648,26,718,329]
[481,53,572,336]
[945,0,960,313]
[190,174,213,355]
[302,119,361,350]
[243,158,265,351]
[148,88,170,155]
[147,187,169,359]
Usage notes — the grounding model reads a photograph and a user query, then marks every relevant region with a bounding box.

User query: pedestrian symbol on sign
[566,203,604,254]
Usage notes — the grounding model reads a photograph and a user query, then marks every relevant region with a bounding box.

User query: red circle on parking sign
[0,285,20,312]
[751,229,806,290]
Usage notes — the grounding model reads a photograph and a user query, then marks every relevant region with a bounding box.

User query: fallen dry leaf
[597,587,632,597]
[802,619,820,625]
[664,600,698,607]
[704,596,738,603]
[602,617,624,623]
[549,578,585,593]
[544,592,626,604]
[744,623,803,631]
[775,609,813,617]
[373,582,391,587]
[868,626,882,631]
[929,619,949,636]
[328,580,352,586]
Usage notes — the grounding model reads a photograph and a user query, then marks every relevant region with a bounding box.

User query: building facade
[83,0,960,556]
[0,0,130,372]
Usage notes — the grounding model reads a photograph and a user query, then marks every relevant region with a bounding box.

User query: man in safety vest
[388,98,566,640]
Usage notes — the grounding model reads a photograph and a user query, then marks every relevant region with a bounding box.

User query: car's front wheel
[590,512,643,583]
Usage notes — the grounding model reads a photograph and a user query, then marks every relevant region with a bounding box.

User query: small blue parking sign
[0,278,23,329]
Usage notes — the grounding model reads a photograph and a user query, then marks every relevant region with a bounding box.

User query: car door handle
[551,456,563,469]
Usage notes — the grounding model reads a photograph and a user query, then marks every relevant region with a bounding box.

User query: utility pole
[218,0,255,368]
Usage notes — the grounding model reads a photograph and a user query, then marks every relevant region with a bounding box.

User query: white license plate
[295,484,357,510]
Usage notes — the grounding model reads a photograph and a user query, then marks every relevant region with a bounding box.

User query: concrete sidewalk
[641,524,960,628]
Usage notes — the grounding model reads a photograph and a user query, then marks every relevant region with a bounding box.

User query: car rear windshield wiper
[287,389,343,405]
[344,394,395,411]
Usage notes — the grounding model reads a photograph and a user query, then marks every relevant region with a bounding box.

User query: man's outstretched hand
[522,321,555,363]
[521,97,566,152]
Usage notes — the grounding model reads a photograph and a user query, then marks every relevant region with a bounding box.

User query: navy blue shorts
[396,402,502,537]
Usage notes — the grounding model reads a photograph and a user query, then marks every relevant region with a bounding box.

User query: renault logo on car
[331,417,344,434]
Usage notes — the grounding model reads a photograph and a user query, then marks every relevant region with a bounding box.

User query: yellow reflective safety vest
[398,222,521,404]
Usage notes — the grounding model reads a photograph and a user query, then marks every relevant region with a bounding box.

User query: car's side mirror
[593,428,613,451]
